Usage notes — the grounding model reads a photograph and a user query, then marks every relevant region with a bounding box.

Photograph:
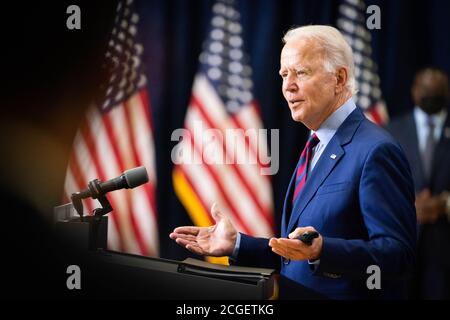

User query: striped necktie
[292,133,320,204]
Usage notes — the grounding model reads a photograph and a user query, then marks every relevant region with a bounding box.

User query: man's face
[412,70,449,115]
[279,39,338,130]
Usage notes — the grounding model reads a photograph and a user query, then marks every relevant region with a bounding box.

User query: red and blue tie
[292,133,320,204]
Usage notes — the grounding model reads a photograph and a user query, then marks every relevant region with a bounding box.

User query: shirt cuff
[229,232,241,262]
[308,259,320,271]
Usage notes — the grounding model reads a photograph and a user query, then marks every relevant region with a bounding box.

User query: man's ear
[335,67,348,94]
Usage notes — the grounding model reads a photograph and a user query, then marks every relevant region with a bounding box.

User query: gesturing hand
[169,203,237,257]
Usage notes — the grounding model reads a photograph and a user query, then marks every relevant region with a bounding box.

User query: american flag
[337,0,389,125]
[63,0,158,256]
[172,0,274,263]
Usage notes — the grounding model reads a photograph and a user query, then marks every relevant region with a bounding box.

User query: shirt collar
[414,105,447,128]
[312,97,357,145]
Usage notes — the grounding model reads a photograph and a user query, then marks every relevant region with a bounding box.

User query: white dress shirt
[309,98,357,173]
[413,105,447,155]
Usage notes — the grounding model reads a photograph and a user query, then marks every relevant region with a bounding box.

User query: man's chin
[291,111,304,123]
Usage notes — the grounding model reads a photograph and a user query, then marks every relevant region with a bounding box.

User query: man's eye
[280,73,287,78]
[296,70,305,76]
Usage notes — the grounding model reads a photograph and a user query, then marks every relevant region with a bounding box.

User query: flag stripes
[64,90,158,256]
[173,0,274,254]
[337,0,389,125]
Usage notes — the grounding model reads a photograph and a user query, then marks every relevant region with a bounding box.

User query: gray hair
[283,25,357,95]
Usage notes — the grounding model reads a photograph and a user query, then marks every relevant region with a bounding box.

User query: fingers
[210,202,223,223]
[269,237,307,260]
[270,239,303,258]
[172,226,200,236]
[269,238,287,258]
[271,246,287,259]
[270,238,305,252]
[174,237,191,247]
[170,233,198,242]
[174,237,205,255]
[288,226,316,239]
[185,244,204,256]
[170,231,211,255]
[277,238,307,250]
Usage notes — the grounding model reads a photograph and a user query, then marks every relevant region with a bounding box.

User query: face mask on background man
[420,95,449,115]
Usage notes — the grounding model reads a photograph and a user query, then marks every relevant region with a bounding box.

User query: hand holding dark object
[297,231,319,246]
[269,226,322,261]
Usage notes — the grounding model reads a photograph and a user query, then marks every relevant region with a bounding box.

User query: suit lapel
[431,113,450,184]
[286,142,344,233]
[285,108,365,234]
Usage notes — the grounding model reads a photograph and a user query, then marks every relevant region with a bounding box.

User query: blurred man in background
[387,67,450,299]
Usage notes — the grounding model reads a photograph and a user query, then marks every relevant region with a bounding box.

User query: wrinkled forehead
[280,38,324,68]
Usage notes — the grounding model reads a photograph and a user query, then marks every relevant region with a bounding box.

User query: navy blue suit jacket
[387,110,450,299]
[234,107,417,299]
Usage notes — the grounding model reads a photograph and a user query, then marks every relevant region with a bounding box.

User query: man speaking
[170,25,416,299]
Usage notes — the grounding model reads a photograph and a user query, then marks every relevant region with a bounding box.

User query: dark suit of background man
[170,25,416,300]
[387,68,450,299]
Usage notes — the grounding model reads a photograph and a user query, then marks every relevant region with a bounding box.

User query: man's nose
[283,74,298,93]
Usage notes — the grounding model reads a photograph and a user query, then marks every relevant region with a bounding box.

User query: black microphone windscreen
[123,166,149,188]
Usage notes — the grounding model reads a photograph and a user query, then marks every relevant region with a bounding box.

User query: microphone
[74,166,149,200]
[71,166,149,217]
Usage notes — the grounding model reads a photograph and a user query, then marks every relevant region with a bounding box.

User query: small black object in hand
[297,231,319,246]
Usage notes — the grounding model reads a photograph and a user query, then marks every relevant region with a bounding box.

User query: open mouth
[289,100,304,107]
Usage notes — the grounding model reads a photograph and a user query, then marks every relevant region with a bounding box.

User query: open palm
[169,203,237,257]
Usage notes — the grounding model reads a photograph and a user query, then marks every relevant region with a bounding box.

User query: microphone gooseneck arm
[71,179,113,219]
